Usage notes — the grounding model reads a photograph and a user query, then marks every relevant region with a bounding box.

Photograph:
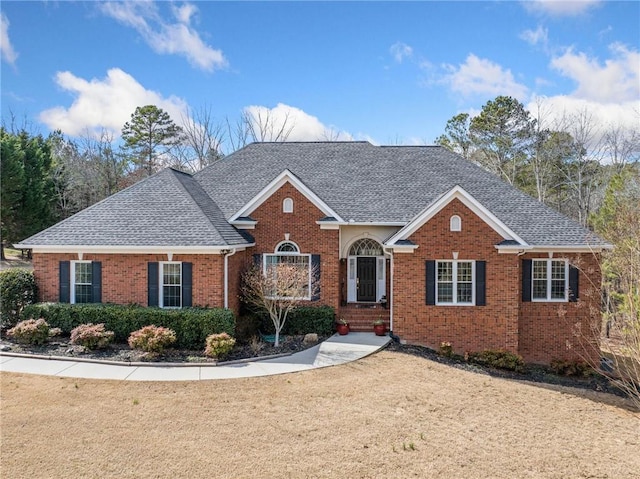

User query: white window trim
[532,259,569,302]
[70,260,92,304]
[436,260,475,306]
[159,261,182,309]
[283,197,293,213]
[450,215,461,232]
[262,252,312,300]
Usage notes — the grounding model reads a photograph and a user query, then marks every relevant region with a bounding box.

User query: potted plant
[336,318,350,335]
[373,319,386,336]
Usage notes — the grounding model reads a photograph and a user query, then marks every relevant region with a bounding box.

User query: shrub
[439,341,454,358]
[258,306,335,336]
[128,325,176,353]
[204,333,236,360]
[468,349,525,373]
[550,358,593,377]
[21,303,235,349]
[7,318,50,345]
[0,269,37,327]
[70,323,115,350]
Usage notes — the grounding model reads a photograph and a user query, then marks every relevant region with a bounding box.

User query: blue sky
[1,1,638,151]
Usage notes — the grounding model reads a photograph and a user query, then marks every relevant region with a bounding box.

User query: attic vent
[283,198,293,213]
[450,215,461,232]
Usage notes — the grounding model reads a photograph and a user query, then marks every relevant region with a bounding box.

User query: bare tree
[173,105,226,172]
[242,107,295,143]
[241,262,318,347]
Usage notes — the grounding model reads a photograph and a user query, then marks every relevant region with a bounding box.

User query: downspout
[384,246,399,342]
[223,249,237,309]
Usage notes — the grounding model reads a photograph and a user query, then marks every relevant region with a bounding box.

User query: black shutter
[522,259,532,302]
[568,265,579,302]
[59,261,70,303]
[91,261,102,303]
[253,254,262,268]
[311,254,321,301]
[148,262,159,307]
[475,261,486,306]
[426,260,436,305]
[182,262,193,308]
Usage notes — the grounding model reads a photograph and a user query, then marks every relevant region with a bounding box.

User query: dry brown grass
[2,351,639,479]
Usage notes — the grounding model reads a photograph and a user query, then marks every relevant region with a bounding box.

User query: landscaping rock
[303,333,318,345]
[0,345,11,352]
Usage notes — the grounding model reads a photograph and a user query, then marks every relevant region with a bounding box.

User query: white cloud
[390,42,413,63]
[0,12,18,65]
[442,54,529,100]
[99,1,226,72]
[243,103,353,142]
[523,0,601,16]
[520,25,549,48]
[551,43,639,103]
[39,68,188,137]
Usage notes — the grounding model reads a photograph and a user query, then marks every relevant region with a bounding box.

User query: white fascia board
[387,185,528,246]
[344,221,407,226]
[317,222,341,230]
[230,169,344,222]
[496,244,612,254]
[389,244,419,253]
[230,220,257,230]
[20,245,254,254]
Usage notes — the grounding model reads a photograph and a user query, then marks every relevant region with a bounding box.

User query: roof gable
[229,169,344,222]
[387,185,527,246]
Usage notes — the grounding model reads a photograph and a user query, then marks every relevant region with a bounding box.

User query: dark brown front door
[357,257,376,302]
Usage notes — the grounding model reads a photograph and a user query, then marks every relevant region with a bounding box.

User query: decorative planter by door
[336,323,350,335]
[373,323,386,336]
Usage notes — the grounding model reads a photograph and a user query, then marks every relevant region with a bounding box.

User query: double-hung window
[71,261,93,304]
[263,242,311,299]
[436,260,475,305]
[532,259,568,301]
[160,262,182,308]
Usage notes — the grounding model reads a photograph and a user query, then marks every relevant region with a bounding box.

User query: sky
[1,1,638,152]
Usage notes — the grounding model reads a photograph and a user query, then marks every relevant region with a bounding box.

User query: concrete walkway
[0,333,391,381]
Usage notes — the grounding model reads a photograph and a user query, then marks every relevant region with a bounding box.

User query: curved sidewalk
[0,333,391,381]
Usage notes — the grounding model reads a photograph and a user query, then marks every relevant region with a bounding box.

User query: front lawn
[1,349,637,479]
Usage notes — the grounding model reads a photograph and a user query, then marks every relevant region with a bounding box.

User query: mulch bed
[0,334,327,364]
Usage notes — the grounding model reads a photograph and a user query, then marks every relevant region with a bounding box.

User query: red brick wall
[393,199,520,356]
[518,252,602,364]
[248,182,340,310]
[32,252,226,308]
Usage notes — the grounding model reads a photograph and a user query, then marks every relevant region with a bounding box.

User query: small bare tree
[241,261,318,347]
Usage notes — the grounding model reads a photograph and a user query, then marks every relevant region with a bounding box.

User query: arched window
[283,198,293,213]
[275,241,300,253]
[349,238,383,256]
[450,215,461,232]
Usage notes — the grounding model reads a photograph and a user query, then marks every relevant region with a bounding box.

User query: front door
[357,257,376,302]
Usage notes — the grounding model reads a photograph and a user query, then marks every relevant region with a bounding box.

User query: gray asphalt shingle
[20,142,608,248]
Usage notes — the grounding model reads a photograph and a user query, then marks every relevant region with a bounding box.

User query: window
[436,260,474,305]
[71,261,93,304]
[264,241,311,299]
[160,262,182,308]
[450,215,461,232]
[349,238,383,256]
[532,259,568,301]
[283,197,293,213]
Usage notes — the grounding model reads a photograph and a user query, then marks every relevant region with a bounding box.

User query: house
[16,142,611,364]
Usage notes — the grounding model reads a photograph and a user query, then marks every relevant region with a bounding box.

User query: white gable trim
[230,169,344,222]
[387,185,528,246]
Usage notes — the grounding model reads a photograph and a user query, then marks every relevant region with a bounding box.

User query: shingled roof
[18,142,609,249]
[18,168,249,248]
[195,142,609,247]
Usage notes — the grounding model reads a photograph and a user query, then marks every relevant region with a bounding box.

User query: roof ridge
[172,170,247,246]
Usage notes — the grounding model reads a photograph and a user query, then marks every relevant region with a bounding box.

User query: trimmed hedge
[260,305,335,336]
[21,303,235,350]
[0,268,38,328]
